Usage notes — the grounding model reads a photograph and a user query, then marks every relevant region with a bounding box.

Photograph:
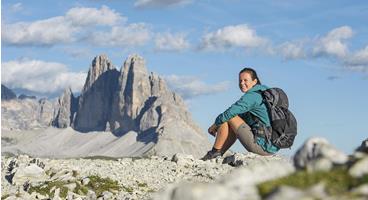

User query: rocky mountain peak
[83,54,115,92]
[1,84,17,100]
[30,53,210,157]
[52,87,78,128]
[118,54,151,120]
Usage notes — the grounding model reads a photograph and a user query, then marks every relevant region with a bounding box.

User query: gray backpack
[260,88,297,149]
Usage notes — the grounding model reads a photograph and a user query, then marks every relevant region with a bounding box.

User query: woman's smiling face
[239,72,258,93]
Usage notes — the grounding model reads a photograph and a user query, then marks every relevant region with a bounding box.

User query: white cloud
[134,0,192,8]
[164,75,230,99]
[65,5,124,26]
[11,3,23,12]
[278,41,306,60]
[155,32,190,51]
[1,59,87,94]
[199,24,267,51]
[2,17,77,46]
[313,26,353,58]
[344,46,368,72]
[88,23,151,47]
[2,5,126,46]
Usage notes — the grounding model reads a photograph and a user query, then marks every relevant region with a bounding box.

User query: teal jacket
[214,84,279,153]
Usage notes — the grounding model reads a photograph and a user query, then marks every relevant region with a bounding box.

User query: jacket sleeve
[214,93,257,126]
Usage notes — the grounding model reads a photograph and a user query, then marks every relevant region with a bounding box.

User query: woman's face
[239,72,258,93]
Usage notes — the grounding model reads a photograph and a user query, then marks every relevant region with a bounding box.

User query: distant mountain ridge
[1,85,17,100]
[2,54,210,158]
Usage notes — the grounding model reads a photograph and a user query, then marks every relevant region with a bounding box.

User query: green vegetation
[82,156,119,161]
[85,175,121,196]
[137,181,148,188]
[74,182,89,195]
[28,180,69,198]
[257,167,368,199]
[122,185,134,193]
[1,194,10,200]
[28,175,121,198]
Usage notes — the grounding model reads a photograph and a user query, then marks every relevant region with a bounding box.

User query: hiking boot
[200,150,222,161]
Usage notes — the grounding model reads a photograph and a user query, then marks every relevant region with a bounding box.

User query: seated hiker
[201,67,279,160]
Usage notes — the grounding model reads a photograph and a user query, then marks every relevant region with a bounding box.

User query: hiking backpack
[260,88,297,149]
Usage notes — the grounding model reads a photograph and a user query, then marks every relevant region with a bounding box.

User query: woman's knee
[228,115,246,132]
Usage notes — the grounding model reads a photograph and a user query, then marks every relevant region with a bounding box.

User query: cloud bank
[1,59,87,94]
[2,5,148,47]
[164,75,230,99]
[199,24,268,51]
[155,32,190,51]
[313,26,353,58]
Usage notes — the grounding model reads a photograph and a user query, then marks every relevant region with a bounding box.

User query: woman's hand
[208,124,218,137]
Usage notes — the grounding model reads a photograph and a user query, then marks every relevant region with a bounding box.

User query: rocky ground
[1,153,292,200]
[1,137,367,200]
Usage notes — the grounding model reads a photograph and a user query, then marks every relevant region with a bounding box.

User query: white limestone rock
[293,137,348,171]
[11,164,48,186]
[52,87,77,128]
[349,156,368,178]
[153,157,294,200]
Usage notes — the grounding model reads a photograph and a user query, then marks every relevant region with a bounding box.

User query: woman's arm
[214,93,258,126]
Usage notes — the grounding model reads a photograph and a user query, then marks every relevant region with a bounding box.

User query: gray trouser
[236,123,272,156]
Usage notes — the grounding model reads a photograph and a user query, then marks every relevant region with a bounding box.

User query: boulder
[349,157,368,178]
[355,138,368,153]
[11,164,48,186]
[293,137,348,171]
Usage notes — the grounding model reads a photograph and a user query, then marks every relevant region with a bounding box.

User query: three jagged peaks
[49,54,210,157]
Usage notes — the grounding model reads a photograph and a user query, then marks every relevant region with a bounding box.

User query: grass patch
[74,182,89,195]
[147,189,156,193]
[257,167,368,198]
[28,175,121,198]
[28,181,69,198]
[82,155,119,161]
[122,185,134,193]
[137,181,148,188]
[86,175,121,196]
[1,194,10,200]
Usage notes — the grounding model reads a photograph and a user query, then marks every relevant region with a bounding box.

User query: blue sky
[2,0,368,155]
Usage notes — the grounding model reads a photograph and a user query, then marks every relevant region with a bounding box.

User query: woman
[201,67,279,160]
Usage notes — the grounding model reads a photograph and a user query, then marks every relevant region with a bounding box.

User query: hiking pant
[236,123,272,156]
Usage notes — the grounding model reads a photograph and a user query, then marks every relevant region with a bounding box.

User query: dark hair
[239,67,261,85]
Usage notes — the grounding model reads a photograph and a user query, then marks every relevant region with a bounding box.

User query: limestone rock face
[110,55,152,132]
[73,55,119,132]
[52,88,78,128]
[82,54,116,92]
[1,84,17,100]
[1,98,55,131]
